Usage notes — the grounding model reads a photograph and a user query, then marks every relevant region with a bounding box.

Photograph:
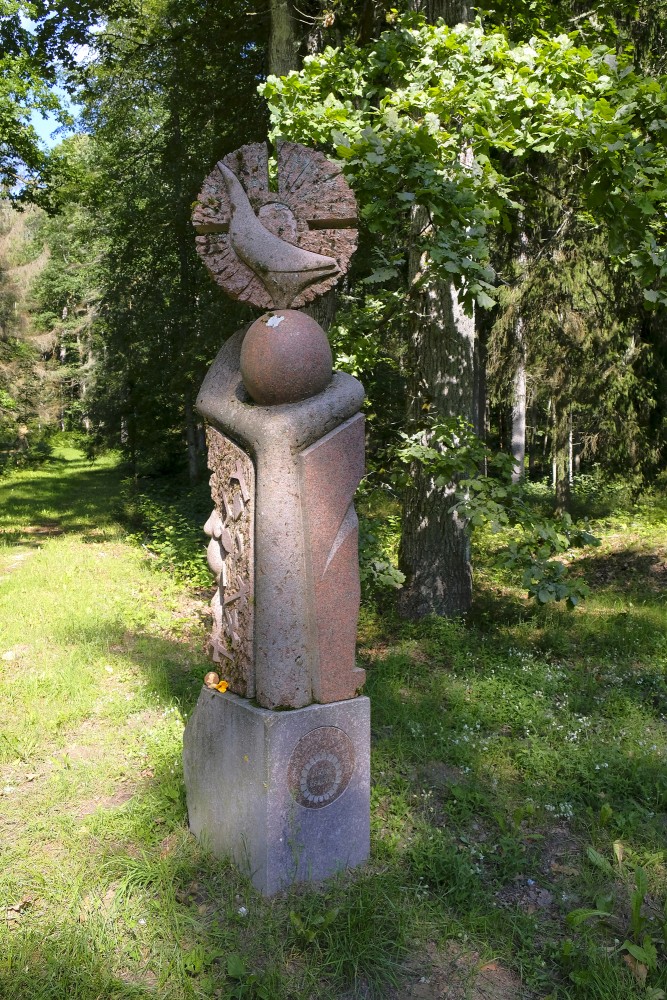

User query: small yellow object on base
[214,680,229,693]
[204,671,220,689]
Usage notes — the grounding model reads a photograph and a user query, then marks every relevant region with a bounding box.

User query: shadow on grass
[0,927,158,1000]
[575,545,666,597]
[1,684,410,1000]
[3,623,662,999]
[467,573,666,668]
[2,451,664,997]
[0,453,125,544]
[53,618,208,715]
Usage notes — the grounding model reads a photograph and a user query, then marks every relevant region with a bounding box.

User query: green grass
[0,447,666,998]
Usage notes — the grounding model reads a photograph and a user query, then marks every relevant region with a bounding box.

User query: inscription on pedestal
[287,727,355,809]
[204,427,254,697]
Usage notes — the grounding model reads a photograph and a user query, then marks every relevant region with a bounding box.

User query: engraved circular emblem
[192,141,358,310]
[287,727,355,809]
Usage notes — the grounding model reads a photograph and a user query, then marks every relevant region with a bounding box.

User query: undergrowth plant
[398,416,600,606]
[568,846,667,994]
[118,477,212,588]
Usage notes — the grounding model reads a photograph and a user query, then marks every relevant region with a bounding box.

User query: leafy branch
[262,15,667,309]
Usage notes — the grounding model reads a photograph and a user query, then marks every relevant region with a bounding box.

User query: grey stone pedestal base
[183,689,370,895]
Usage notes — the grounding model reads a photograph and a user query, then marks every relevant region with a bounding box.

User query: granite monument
[182,141,370,894]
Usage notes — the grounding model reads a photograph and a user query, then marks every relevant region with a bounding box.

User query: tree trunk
[552,395,570,514]
[398,207,474,618]
[304,288,337,331]
[527,399,536,478]
[511,317,527,482]
[474,307,488,440]
[269,0,300,76]
[474,307,489,475]
[398,3,476,619]
[185,393,199,484]
[415,0,470,22]
[568,409,574,486]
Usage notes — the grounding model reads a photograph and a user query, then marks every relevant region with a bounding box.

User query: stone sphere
[240,309,333,406]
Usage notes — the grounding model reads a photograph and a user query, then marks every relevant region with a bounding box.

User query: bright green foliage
[262,17,667,307]
[0,202,61,467]
[358,512,406,593]
[118,475,213,588]
[478,0,667,67]
[27,151,102,439]
[488,225,667,484]
[568,852,667,988]
[0,1,62,191]
[24,0,268,474]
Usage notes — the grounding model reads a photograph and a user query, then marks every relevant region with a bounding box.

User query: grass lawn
[0,446,666,999]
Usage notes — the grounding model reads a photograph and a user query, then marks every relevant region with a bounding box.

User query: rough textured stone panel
[205,427,255,697]
[299,412,366,703]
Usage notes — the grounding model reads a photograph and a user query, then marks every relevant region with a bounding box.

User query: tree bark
[398,0,476,618]
[185,393,199,484]
[398,206,474,618]
[568,408,574,486]
[474,307,489,441]
[511,316,527,482]
[412,0,470,23]
[527,398,536,478]
[269,0,300,76]
[304,287,337,331]
[552,394,570,514]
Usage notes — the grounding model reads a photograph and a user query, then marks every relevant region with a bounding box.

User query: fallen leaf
[159,833,179,858]
[78,894,93,923]
[622,953,648,985]
[6,897,34,924]
[551,863,579,876]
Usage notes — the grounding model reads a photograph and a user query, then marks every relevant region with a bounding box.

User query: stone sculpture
[183,140,369,894]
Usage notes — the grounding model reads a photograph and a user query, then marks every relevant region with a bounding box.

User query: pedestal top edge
[198,687,370,719]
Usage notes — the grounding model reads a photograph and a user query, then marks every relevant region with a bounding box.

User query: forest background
[2,0,667,618]
[1,0,667,617]
[1,2,667,998]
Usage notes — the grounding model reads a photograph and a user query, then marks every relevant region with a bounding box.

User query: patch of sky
[30,89,82,149]
[20,11,89,149]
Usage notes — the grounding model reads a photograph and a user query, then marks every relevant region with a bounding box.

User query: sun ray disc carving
[192,141,358,309]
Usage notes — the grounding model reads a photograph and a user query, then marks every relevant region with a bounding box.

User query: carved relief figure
[192,141,357,310]
[204,428,254,698]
